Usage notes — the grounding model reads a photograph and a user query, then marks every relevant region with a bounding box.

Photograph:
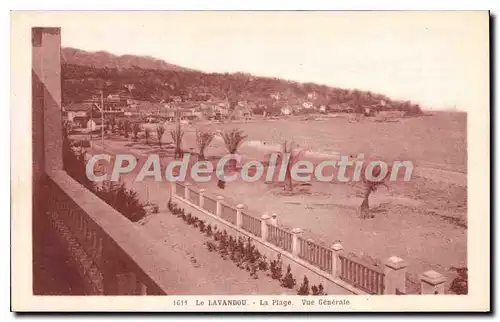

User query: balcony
[29,27,200,296]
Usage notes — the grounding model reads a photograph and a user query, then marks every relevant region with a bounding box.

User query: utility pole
[101,90,104,151]
[89,103,93,146]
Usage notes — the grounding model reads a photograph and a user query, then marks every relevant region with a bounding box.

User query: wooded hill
[61,47,423,115]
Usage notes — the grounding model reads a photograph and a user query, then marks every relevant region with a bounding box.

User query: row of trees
[104,117,167,147]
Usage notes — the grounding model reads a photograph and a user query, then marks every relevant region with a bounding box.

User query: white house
[302,102,314,109]
[281,106,292,115]
[86,118,104,131]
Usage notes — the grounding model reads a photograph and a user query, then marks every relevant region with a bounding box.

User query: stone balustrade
[174,181,449,295]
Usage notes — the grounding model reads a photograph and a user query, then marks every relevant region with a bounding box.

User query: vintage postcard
[11,11,490,312]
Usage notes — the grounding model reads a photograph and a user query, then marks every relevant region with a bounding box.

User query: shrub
[94,181,146,222]
[281,265,296,289]
[199,220,206,232]
[250,264,259,279]
[258,256,269,271]
[144,202,159,214]
[311,284,326,295]
[297,276,310,295]
[205,241,217,252]
[218,231,229,255]
[206,224,213,237]
[449,267,468,295]
[270,254,283,280]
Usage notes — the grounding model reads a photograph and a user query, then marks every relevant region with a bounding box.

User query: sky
[35,11,489,111]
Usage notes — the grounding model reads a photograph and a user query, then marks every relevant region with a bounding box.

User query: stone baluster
[384,256,409,294]
[199,188,206,208]
[331,242,344,279]
[291,228,303,256]
[261,213,270,241]
[184,182,191,200]
[269,213,278,226]
[236,204,244,228]
[420,270,446,294]
[216,195,224,217]
[170,180,176,198]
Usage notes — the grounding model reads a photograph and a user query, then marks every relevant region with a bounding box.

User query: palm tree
[220,129,247,170]
[156,125,166,149]
[144,127,151,145]
[276,141,304,192]
[169,121,184,159]
[196,130,214,160]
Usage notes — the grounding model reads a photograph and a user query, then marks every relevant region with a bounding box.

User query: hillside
[62,47,191,72]
[61,47,423,116]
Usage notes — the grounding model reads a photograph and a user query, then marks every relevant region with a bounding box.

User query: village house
[86,117,105,131]
[280,106,292,116]
[62,102,101,127]
[302,101,314,110]
[270,92,281,100]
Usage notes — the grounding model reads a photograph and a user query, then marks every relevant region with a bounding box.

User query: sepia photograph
[10,10,490,312]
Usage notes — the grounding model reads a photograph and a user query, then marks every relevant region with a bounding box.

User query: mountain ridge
[61,47,192,72]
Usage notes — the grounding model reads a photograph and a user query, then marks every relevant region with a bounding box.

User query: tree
[280,265,296,289]
[449,267,468,295]
[117,119,123,134]
[359,163,389,218]
[132,123,140,141]
[156,125,166,148]
[220,129,247,170]
[109,117,116,133]
[276,141,304,192]
[297,276,310,295]
[170,121,184,159]
[196,130,214,160]
[123,120,130,138]
[144,126,151,145]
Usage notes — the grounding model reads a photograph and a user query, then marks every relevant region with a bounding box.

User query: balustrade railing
[339,253,385,295]
[267,224,293,253]
[298,237,333,274]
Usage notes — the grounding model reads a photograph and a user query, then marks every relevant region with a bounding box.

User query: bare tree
[132,123,140,141]
[169,121,184,159]
[109,117,117,133]
[123,120,130,138]
[221,129,247,170]
[144,126,151,145]
[359,165,389,218]
[196,130,214,160]
[276,141,304,192]
[156,125,165,149]
[117,119,123,134]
